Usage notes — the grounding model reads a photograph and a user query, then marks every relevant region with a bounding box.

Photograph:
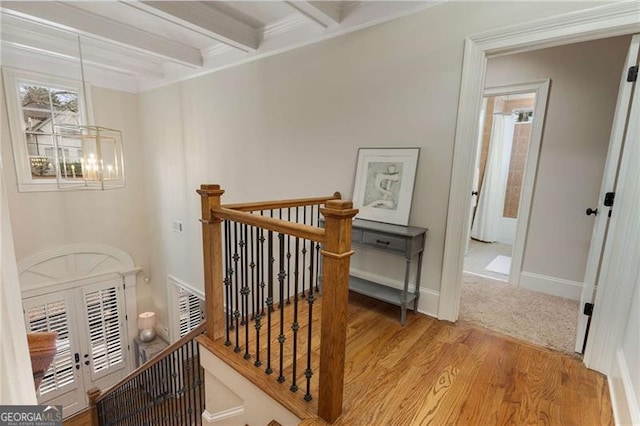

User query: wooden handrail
[199,185,357,424]
[94,324,206,403]
[223,193,341,212]
[212,207,326,243]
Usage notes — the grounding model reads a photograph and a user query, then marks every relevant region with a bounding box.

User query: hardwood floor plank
[198,291,613,426]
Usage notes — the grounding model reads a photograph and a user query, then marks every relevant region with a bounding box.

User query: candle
[71,164,76,179]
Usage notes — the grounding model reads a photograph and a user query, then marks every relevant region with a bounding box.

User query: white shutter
[83,284,125,378]
[178,287,204,337]
[24,295,76,397]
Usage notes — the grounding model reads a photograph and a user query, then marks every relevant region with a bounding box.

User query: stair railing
[197,184,358,423]
[88,324,206,425]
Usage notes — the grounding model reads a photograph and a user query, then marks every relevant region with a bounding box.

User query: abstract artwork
[352,148,420,226]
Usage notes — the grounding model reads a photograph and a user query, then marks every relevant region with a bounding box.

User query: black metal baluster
[290,230,300,393]
[266,229,274,375]
[304,270,315,402]
[233,222,241,352]
[243,224,251,359]
[255,222,263,367]
[301,206,308,297]
[277,233,286,383]
[260,211,266,315]
[168,356,177,426]
[180,346,187,425]
[152,364,159,425]
[315,205,322,293]
[224,220,232,346]
[187,341,195,424]
[240,224,248,327]
[197,343,204,423]
[287,208,292,304]
[250,225,256,320]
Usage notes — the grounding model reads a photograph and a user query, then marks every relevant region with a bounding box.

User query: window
[2,68,92,192]
[178,286,205,338]
[168,276,205,340]
[25,296,75,397]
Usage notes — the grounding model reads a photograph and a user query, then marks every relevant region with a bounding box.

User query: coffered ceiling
[0,1,439,93]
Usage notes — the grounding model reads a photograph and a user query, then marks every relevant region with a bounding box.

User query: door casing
[438,1,640,375]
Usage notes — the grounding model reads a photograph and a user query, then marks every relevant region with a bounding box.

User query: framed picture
[352,147,420,226]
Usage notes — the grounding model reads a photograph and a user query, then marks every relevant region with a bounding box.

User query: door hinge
[604,192,615,207]
[125,314,128,321]
[584,302,594,316]
[628,65,638,82]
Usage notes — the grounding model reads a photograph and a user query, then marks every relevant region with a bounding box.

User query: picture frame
[352,147,420,226]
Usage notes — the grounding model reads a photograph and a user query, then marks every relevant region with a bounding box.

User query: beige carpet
[460,272,580,354]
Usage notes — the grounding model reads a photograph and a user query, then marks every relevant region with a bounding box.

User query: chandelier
[53,36,124,190]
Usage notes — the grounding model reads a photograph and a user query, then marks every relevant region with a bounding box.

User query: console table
[349,219,427,325]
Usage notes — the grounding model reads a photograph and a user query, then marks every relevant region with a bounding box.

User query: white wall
[138,1,611,323]
[0,79,151,311]
[485,36,630,287]
[0,151,37,405]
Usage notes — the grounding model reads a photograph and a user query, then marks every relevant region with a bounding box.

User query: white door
[23,291,86,418]
[23,279,128,418]
[576,34,640,353]
[78,280,128,392]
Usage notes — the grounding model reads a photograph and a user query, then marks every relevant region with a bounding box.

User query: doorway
[465,89,539,283]
[23,279,128,418]
[463,79,549,288]
[453,34,633,355]
[18,243,139,418]
[438,4,639,372]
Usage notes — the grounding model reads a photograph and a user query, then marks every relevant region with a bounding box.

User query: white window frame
[2,67,94,192]
[167,275,204,342]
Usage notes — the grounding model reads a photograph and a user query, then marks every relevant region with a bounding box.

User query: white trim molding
[199,345,302,426]
[609,348,640,426]
[482,80,550,288]
[439,1,640,326]
[202,406,246,423]
[518,272,582,301]
[350,267,440,319]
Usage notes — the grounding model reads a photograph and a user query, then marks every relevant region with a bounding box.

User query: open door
[576,34,640,353]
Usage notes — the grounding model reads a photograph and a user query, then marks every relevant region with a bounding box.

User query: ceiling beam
[132,1,259,52]
[1,1,203,68]
[285,1,341,28]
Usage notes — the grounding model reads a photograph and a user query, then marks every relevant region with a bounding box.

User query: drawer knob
[376,239,390,245]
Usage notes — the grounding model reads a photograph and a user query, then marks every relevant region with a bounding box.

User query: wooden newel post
[87,387,101,426]
[318,200,358,423]
[197,184,226,341]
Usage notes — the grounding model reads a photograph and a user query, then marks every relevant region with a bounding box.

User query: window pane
[52,111,80,126]
[29,155,56,179]
[24,110,53,133]
[19,84,51,109]
[51,89,79,113]
[26,133,54,156]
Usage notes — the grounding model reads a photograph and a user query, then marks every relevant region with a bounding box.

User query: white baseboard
[418,288,440,319]
[350,268,439,318]
[609,348,640,426]
[518,272,582,300]
[202,406,245,423]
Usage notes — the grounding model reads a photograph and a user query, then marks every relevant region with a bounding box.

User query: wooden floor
[335,293,612,425]
[205,291,613,425]
[72,291,613,425]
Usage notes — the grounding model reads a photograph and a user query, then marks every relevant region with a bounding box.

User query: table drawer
[362,231,407,253]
